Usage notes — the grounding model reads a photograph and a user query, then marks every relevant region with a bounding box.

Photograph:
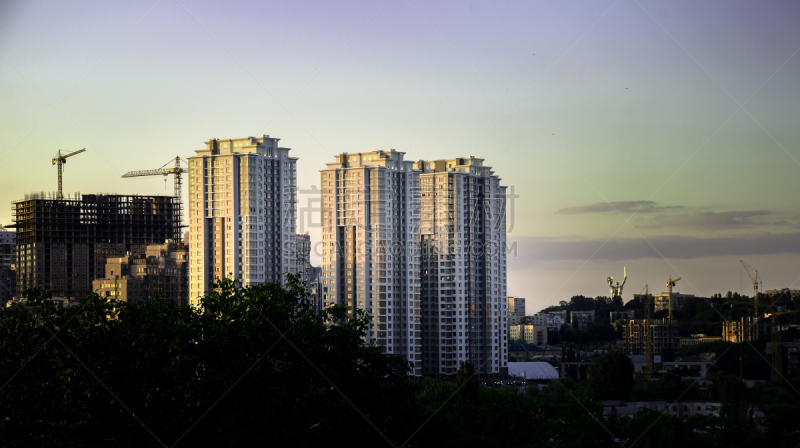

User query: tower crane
[122,157,188,199]
[122,157,188,242]
[740,260,762,318]
[52,148,86,200]
[666,275,681,321]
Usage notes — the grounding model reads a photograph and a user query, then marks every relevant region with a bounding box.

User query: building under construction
[11,193,181,300]
[722,316,768,343]
[623,319,680,356]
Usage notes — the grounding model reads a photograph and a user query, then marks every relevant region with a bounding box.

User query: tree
[454,361,478,404]
[0,277,418,447]
[588,351,634,400]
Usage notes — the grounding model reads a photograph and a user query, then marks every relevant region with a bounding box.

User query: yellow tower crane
[122,157,188,199]
[52,148,86,200]
[740,260,761,318]
[666,275,681,321]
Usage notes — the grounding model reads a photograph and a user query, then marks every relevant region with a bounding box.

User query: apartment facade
[415,157,507,376]
[0,227,15,305]
[539,310,568,329]
[187,136,297,305]
[92,241,188,305]
[320,150,422,375]
[510,324,547,346]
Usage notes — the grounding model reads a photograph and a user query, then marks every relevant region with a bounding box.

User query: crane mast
[740,260,761,318]
[52,148,86,200]
[666,275,681,321]
[635,286,654,380]
[644,285,653,380]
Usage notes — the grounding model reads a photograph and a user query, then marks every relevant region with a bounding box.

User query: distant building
[12,193,179,300]
[538,310,568,329]
[622,319,679,356]
[0,226,15,269]
[92,242,188,305]
[507,297,526,327]
[571,310,595,331]
[293,233,312,284]
[602,401,722,419]
[765,289,800,298]
[507,344,545,361]
[722,317,768,343]
[0,226,16,306]
[510,324,548,346]
[308,266,322,311]
[654,292,694,312]
[610,310,636,323]
[679,334,723,347]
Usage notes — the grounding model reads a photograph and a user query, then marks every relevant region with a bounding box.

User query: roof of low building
[507,362,559,380]
[508,344,544,352]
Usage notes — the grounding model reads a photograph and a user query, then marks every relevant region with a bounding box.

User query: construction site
[11,192,180,300]
[616,262,800,381]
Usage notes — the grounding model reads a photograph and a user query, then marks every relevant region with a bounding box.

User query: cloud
[555,201,684,215]
[508,232,800,265]
[643,210,774,230]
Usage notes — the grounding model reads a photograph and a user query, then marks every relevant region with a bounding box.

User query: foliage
[589,351,634,400]
[0,277,416,447]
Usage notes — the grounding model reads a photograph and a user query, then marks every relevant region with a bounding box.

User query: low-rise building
[92,242,188,305]
[602,400,722,419]
[538,310,568,329]
[510,324,548,346]
[679,334,723,347]
[508,344,545,361]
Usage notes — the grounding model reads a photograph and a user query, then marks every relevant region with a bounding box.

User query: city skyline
[3,1,800,314]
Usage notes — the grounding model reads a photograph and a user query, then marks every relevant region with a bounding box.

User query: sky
[2,0,800,315]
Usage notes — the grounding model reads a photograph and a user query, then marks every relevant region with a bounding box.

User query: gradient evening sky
[2,0,800,314]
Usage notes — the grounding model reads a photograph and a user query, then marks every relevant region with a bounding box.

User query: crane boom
[122,168,174,178]
[122,157,187,242]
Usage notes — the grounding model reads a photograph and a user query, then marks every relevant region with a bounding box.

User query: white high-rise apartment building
[187,136,297,305]
[320,150,422,376]
[415,157,507,376]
